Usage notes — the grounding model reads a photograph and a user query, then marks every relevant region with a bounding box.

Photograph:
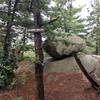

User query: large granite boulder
[43,34,86,59]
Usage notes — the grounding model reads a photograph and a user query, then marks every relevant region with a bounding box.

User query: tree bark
[32,0,44,100]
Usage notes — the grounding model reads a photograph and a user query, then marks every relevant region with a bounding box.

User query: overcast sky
[74,0,91,7]
[73,0,92,17]
[50,0,92,18]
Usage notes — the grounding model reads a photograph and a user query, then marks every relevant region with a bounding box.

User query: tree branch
[29,0,34,12]
[11,0,20,23]
[41,16,59,26]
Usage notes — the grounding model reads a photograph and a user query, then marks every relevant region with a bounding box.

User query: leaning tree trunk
[74,54,99,90]
[32,0,44,100]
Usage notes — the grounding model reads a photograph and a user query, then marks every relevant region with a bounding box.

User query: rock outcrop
[44,55,100,79]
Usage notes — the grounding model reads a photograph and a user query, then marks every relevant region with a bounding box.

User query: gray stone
[43,34,86,59]
[44,55,100,79]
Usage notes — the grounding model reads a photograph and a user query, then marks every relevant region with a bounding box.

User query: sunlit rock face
[43,34,86,59]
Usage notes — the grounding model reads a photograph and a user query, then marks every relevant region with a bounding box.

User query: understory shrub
[0,64,14,89]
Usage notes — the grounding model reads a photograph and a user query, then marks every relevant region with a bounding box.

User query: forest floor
[0,61,100,100]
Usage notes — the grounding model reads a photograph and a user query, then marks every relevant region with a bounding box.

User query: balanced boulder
[43,34,86,59]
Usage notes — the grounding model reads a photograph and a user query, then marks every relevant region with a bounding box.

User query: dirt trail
[0,60,100,100]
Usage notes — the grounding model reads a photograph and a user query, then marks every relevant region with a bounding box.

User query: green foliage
[82,46,96,54]
[62,40,71,46]
[93,27,100,33]
[23,51,35,62]
[23,44,34,52]
[0,0,96,90]
[0,49,3,63]
[0,64,14,89]
[12,96,24,100]
[43,0,86,39]
[18,73,29,85]
[86,0,100,54]
[86,0,100,33]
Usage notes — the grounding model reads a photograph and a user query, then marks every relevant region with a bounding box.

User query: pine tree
[87,0,100,54]
[43,0,86,39]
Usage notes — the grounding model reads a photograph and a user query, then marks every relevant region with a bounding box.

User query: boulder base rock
[44,55,100,79]
[43,34,86,59]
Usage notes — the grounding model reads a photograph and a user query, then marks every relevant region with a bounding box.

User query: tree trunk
[96,15,100,55]
[3,0,12,64]
[32,0,44,100]
[96,36,100,55]
[3,0,19,66]
[34,18,44,100]
[74,54,99,90]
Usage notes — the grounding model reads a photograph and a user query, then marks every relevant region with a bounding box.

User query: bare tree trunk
[32,0,44,100]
